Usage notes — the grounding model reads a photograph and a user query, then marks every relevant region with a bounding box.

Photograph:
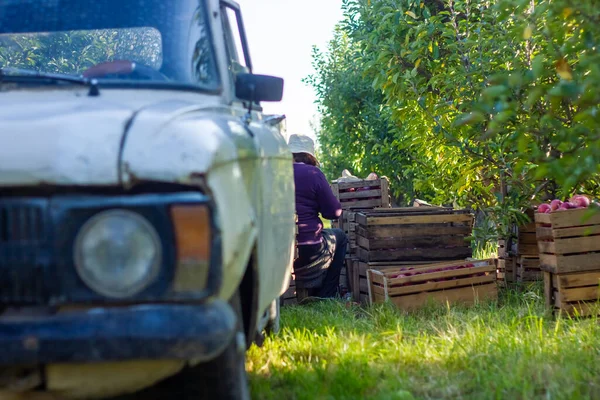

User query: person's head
[288,134,319,167]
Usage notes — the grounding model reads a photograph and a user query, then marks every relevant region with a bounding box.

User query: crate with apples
[330,174,391,211]
[535,194,600,316]
[347,259,441,304]
[367,259,497,311]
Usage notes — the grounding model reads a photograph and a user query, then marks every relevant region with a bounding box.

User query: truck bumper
[0,301,236,365]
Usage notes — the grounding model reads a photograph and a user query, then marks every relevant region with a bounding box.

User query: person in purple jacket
[288,134,348,301]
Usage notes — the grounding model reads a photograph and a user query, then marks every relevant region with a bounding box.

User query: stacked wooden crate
[536,207,600,317]
[330,177,391,211]
[330,177,391,254]
[516,209,542,284]
[353,207,477,307]
[355,208,474,263]
[330,177,392,297]
[497,239,516,285]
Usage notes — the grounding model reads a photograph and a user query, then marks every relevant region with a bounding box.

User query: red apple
[558,202,575,211]
[537,203,551,213]
[570,195,591,208]
[550,199,563,211]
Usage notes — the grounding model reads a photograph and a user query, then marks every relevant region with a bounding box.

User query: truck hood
[0,91,136,186]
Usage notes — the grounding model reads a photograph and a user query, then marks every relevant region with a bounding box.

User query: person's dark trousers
[315,228,348,298]
[294,228,348,299]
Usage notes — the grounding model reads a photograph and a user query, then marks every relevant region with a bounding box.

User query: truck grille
[0,201,49,305]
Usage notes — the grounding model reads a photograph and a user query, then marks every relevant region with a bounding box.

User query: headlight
[74,209,162,298]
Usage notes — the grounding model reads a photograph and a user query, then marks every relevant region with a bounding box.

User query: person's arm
[315,170,343,220]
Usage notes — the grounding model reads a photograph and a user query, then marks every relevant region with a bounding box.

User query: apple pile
[386,262,487,287]
[536,194,596,213]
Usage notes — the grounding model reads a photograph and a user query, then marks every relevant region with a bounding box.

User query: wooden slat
[356,234,469,251]
[538,241,555,254]
[384,274,494,296]
[541,225,600,239]
[388,283,498,311]
[346,212,357,222]
[536,227,554,240]
[356,224,472,239]
[342,199,383,209]
[366,259,493,275]
[518,232,538,244]
[544,236,600,255]
[359,277,369,293]
[356,213,474,226]
[359,260,435,267]
[519,223,537,234]
[358,246,472,262]
[517,243,539,255]
[555,271,600,289]
[335,179,384,191]
[356,207,456,214]
[535,212,551,224]
[539,253,600,274]
[350,259,360,302]
[557,286,599,303]
[535,208,600,228]
[519,256,540,268]
[380,178,391,208]
[339,189,382,200]
[385,265,495,286]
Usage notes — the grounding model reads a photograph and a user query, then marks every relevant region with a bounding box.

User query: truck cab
[0,0,295,398]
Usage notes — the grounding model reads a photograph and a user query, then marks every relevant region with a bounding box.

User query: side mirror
[235,73,284,103]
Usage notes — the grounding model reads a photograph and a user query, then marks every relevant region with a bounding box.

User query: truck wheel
[109,291,250,400]
[186,289,250,400]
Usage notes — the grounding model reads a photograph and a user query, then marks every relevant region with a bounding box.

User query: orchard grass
[247,285,600,399]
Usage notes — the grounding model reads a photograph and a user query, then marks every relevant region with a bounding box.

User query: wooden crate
[495,258,504,282]
[339,260,349,295]
[544,270,600,317]
[367,259,497,311]
[535,208,600,274]
[517,256,542,283]
[347,260,444,304]
[336,209,371,257]
[347,258,369,304]
[518,219,539,256]
[331,177,391,210]
[354,208,474,263]
[497,257,517,284]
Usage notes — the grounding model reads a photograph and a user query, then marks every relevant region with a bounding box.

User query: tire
[264,298,280,336]
[109,291,250,400]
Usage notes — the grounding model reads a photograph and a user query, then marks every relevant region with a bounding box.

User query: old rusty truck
[0,0,295,398]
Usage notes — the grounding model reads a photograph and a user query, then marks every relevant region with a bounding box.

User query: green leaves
[453,112,486,127]
[309,0,600,228]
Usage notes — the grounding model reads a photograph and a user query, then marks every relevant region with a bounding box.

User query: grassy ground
[247,286,600,400]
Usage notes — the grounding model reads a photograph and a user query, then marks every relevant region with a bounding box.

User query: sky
[237,0,344,141]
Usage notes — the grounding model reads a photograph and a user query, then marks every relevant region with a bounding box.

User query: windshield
[0,0,220,91]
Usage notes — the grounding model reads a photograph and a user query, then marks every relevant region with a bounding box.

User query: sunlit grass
[248,287,600,399]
